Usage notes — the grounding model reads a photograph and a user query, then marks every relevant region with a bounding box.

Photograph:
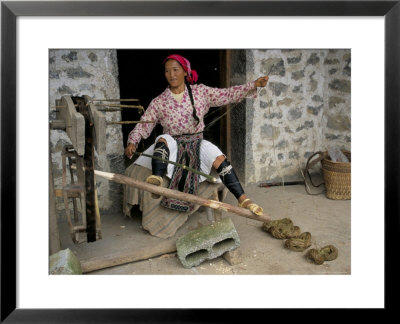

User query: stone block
[222,249,243,266]
[176,218,240,269]
[50,248,82,275]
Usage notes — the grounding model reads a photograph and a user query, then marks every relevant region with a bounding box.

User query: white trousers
[134,134,224,183]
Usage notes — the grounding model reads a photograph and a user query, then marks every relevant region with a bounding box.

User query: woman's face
[164,59,187,89]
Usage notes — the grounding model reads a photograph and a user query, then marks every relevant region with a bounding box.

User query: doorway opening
[116,49,228,157]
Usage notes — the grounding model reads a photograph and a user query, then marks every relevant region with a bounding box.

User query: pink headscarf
[163,54,198,84]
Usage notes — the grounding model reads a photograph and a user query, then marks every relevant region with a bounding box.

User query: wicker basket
[321,151,351,200]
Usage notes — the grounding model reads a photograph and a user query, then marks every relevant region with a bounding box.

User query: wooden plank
[76,157,87,233]
[74,97,97,243]
[50,119,66,130]
[61,152,76,242]
[54,189,80,198]
[83,95,106,155]
[56,96,85,155]
[62,184,85,192]
[80,240,177,273]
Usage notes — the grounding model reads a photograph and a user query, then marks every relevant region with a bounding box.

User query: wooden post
[49,150,60,255]
[225,49,232,161]
[211,190,222,221]
[74,97,97,242]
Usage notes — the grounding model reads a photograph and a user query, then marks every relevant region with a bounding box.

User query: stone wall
[49,49,124,218]
[230,49,351,184]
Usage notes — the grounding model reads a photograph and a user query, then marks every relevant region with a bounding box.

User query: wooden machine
[50,95,142,243]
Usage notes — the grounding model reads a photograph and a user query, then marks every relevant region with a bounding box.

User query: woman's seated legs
[212,153,263,216]
[146,137,170,198]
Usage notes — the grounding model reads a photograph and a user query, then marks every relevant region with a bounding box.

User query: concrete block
[50,248,82,275]
[176,217,240,268]
[222,248,243,266]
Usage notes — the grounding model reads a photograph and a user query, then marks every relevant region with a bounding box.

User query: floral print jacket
[127,81,257,146]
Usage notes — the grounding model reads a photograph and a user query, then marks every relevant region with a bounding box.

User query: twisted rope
[305,245,339,265]
[262,218,339,264]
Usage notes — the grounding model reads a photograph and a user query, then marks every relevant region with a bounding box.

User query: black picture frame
[1,0,398,322]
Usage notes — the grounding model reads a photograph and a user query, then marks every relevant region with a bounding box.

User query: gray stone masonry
[176,217,240,269]
[49,50,123,219]
[230,49,351,184]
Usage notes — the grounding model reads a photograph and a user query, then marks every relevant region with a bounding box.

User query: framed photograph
[1,0,398,321]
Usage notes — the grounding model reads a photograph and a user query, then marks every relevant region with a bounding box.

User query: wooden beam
[74,97,97,242]
[80,240,176,273]
[50,119,66,130]
[94,169,272,224]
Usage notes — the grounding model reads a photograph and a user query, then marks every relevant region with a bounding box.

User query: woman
[125,54,268,215]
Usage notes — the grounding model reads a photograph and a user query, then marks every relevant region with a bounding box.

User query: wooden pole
[53,103,143,109]
[94,169,271,223]
[94,186,102,239]
[91,98,139,102]
[132,152,217,183]
[94,104,144,109]
[107,121,155,125]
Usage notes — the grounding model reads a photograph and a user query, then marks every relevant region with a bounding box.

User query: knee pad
[152,141,170,177]
[216,159,244,199]
[216,159,233,177]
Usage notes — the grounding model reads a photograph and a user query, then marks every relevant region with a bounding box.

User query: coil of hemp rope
[284,232,312,252]
[262,218,301,239]
[262,218,339,265]
[305,245,339,265]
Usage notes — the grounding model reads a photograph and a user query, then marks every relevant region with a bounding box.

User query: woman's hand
[125,143,136,159]
[255,76,269,88]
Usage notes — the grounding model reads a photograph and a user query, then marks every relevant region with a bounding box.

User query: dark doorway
[116,49,225,157]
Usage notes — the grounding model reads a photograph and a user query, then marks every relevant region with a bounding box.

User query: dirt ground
[57,181,351,275]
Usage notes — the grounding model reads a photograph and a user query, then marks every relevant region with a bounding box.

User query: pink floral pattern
[127,81,257,146]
